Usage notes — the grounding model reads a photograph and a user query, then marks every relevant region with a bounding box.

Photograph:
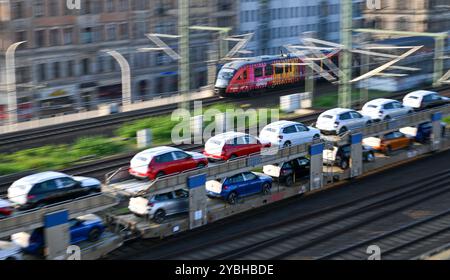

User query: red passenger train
[214,52,339,97]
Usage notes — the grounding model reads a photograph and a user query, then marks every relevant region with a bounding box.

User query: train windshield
[218,68,235,80]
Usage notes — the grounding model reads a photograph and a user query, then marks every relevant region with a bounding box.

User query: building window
[374,17,383,29]
[34,0,45,17]
[119,23,129,40]
[83,0,92,14]
[63,28,73,45]
[92,0,103,13]
[133,0,148,10]
[67,61,75,77]
[49,29,60,46]
[81,27,93,43]
[106,0,115,12]
[15,31,27,47]
[94,26,104,42]
[119,0,129,11]
[82,58,90,75]
[37,64,46,81]
[53,62,61,79]
[35,30,46,48]
[48,0,59,16]
[134,21,148,39]
[16,67,30,84]
[397,0,409,10]
[397,17,409,31]
[11,2,25,19]
[97,57,105,73]
[106,24,117,41]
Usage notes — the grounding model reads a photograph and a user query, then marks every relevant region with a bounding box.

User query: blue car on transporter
[12,214,105,255]
[206,172,273,204]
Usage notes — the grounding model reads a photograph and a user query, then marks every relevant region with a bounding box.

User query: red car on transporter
[203,132,270,161]
[129,146,208,180]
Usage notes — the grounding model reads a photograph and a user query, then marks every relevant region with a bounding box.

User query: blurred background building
[0,0,237,120]
[364,0,450,34]
[0,0,448,122]
[238,0,364,56]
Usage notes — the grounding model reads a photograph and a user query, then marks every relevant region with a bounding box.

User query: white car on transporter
[360,98,413,122]
[402,90,449,110]
[315,108,372,135]
[259,120,321,148]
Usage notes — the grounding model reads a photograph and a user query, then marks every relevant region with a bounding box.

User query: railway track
[0,84,331,152]
[142,169,450,260]
[1,86,449,193]
[0,96,223,152]
[319,208,450,260]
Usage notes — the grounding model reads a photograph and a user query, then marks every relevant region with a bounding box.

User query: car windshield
[218,68,235,80]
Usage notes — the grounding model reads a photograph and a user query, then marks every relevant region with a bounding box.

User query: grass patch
[313,90,388,108]
[0,136,129,176]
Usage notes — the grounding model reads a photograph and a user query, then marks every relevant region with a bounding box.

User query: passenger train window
[265,64,273,76]
[254,67,263,78]
[275,65,283,74]
[237,70,247,81]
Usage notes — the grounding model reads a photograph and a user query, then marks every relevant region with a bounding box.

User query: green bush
[443,116,450,125]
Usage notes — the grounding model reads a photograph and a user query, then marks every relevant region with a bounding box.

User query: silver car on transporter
[128,189,189,223]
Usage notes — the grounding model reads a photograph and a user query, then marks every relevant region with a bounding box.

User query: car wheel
[283,141,292,148]
[227,192,238,205]
[366,152,375,162]
[155,171,165,179]
[87,228,101,242]
[153,209,166,224]
[313,134,320,141]
[285,175,294,187]
[262,183,271,195]
[338,127,348,135]
[197,162,206,168]
[384,116,391,121]
[366,120,372,126]
[340,159,349,170]
[385,145,392,156]
[229,154,238,160]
